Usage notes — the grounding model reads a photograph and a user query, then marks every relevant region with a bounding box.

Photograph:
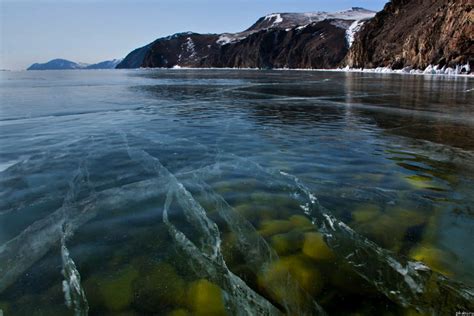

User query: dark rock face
[201,21,349,69]
[113,45,152,69]
[117,8,375,70]
[346,0,474,69]
[117,22,351,69]
[141,33,221,68]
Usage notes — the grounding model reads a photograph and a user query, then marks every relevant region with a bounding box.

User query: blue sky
[0,0,388,70]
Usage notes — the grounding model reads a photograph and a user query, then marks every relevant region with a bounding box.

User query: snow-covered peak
[264,13,284,25]
[162,31,195,41]
[328,7,376,20]
[301,8,375,24]
[217,7,375,46]
[247,8,375,33]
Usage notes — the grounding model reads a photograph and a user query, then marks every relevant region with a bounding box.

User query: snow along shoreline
[23,64,469,78]
[167,64,473,77]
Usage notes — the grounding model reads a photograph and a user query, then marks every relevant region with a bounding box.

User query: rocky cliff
[117,8,375,69]
[200,20,349,69]
[346,0,473,70]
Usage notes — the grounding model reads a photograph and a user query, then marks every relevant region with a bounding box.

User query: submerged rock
[133,262,186,312]
[83,266,139,312]
[258,255,324,302]
[99,267,139,312]
[186,279,227,316]
[259,219,294,237]
[234,203,274,224]
[271,231,304,255]
[329,263,377,296]
[351,203,381,223]
[352,205,428,252]
[409,245,455,277]
[259,214,313,238]
[0,301,10,315]
[404,175,440,190]
[302,232,335,261]
[168,308,191,316]
[289,215,313,229]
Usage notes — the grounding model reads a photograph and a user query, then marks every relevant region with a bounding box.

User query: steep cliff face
[201,20,349,69]
[346,0,474,69]
[117,8,375,69]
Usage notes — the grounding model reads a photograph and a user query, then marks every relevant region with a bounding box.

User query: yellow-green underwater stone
[187,279,227,316]
[351,204,381,223]
[0,301,10,315]
[168,308,191,316]
[133,262,186,312]
[258,254,324,304]
[409,245,454,277]
[85,266,139,312]
[271,231,304,255]
[302,232,335,261]
[259,219,294,237]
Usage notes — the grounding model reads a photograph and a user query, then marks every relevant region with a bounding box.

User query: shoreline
[132,65,474,78]
[10,66,474,78]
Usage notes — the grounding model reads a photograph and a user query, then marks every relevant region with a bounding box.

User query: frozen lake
[0,69,473,315]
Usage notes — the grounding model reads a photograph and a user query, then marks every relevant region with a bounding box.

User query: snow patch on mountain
[216,33,249,45]
[346,20,365,47]
[264,13,283,26]
[185,37,196,57]
[301,7,375,24]
[217,35,233,45]
[296,24,309,31]
[163,31,194,41]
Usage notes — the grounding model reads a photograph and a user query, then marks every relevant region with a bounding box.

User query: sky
[0,0,388,70]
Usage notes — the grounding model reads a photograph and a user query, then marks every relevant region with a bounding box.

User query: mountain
[27,58,122,70]
[85,59,122,69]
[345,0,473,71]
[117,8,376,69]
[27,59,83,70]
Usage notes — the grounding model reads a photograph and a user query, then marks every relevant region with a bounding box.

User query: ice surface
[123,143,287,315]
[0,160,21,173]
[1,88,473,314]
[193,152,474,314]
[277,169,474,314]
[0,171,169,293]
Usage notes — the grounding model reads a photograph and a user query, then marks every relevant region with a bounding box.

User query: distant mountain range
[27,58,122,70]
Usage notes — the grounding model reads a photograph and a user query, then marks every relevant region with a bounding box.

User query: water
[0,69,473,315]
